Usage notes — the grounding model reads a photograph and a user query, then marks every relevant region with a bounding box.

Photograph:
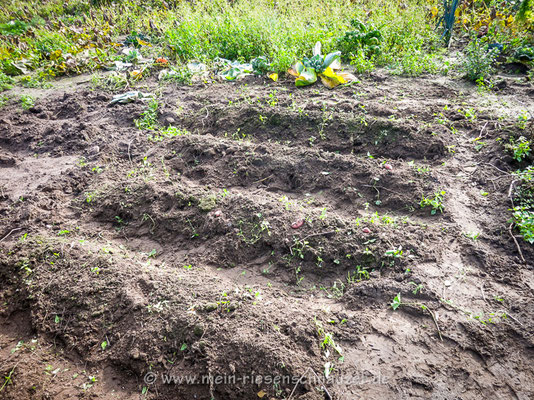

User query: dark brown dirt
[0,71,533,400]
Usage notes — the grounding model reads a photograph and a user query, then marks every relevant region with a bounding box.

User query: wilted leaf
[109,91,153,105]
[287,68,299,77]
[337,71,357,83]
[319,67,346,89]
[49,49,63,61]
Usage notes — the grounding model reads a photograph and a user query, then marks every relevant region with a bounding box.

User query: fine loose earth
[0,71,533,400]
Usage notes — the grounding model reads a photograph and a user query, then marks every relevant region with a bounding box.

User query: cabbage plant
[288,42,355,88]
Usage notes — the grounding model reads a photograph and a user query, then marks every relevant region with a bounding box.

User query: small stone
[204,303,218,312]
[193,324,204,337]
[88,145,100,155]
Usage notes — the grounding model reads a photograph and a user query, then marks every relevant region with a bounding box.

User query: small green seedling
[420,191,445,214]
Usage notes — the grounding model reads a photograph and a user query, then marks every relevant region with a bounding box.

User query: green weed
[420,191,445,215]
[461,38,500,83]
[506,136,531,162]
[20,95,34,110]
[91,71,128,92]
[135,98,159,130]
[0,72,14,91]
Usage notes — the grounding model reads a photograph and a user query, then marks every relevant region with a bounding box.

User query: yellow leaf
[454,8,461,17]
[257,390,267,398]
[130,70,143,79]
[319,74,343,89]
[431,6,438,18]
[50,49,62,61]
[137,39,151,47]
[268,73,278,82]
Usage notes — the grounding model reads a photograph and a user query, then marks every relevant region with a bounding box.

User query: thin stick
[253,174,272,184]
[299,230,339,242]
[479,121,489,137]
[0,228,22,243]
[403,302,443,341]
[509,223,526,263]
[288,367,332,400]
[426,308,443,341]
[485,163,510,176]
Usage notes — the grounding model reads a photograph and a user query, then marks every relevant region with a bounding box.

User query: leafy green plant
[516,110,530,130]
[518,0,534,21]
[288,42,356,88]
[510,166,534,243]
[159,65,194,85]
[384,246,403,259]
[420,191,445,215]
[134,98,159,130]
[251,56,272,75]
[514,46,534,62]
[510,207,534,243]
[20,95,34,110]
[462,38,500,83]
[463,232,480,241]
[0,20,29,35]
[18,75,52,89]
[506,136,531,162]
[0,72,14,91]
[124,32,150,48]
[338,19,382,59]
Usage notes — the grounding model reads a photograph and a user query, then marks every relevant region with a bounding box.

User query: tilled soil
[0,72,533,400]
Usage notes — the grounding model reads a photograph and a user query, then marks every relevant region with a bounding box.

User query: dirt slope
[0,72,533,400]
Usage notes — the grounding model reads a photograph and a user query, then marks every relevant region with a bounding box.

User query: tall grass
[161,0,439,72]
[0,0,530,78]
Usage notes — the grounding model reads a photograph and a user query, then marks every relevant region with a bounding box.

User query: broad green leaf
[221,67,241,80]
[294,61,305,75]
[295,66,317,87]
[322,51,341,70]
